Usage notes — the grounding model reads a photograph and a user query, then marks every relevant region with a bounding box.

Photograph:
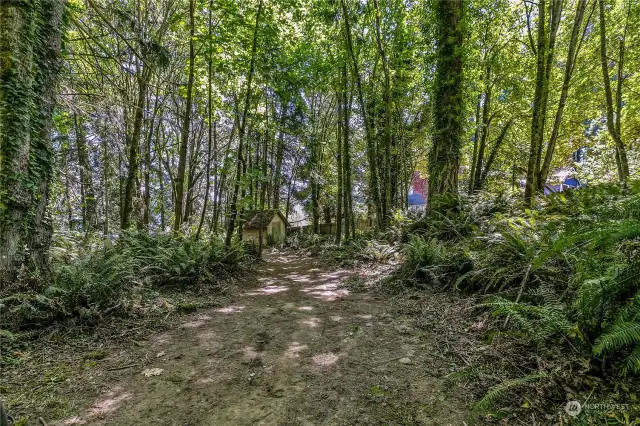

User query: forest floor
[6,250,488,426]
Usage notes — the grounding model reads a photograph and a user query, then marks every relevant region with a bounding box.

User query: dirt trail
[52,251,470,425]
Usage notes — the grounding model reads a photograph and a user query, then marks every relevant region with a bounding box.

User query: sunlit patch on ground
[301,317,321,327]
[214,305,245,314]
[180,314,211,329]
[301,283,350,301]
[88,386,131,417]
[244,285,289,296]
[297,306,314,311]
[288,273,313,283]
[312,352,339,367]
[63,417,86,425]
[284,342,308,358]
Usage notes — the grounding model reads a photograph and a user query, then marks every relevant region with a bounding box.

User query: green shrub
[401,182,640,419]
[0,231,246,330]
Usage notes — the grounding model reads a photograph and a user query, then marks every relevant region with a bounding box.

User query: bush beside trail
[0,231,247,331]
[395,182,640,423]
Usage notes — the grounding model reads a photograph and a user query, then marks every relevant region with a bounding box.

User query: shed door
[272,221,282,242]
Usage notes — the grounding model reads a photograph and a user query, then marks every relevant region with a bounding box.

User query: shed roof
[243,209,289,230]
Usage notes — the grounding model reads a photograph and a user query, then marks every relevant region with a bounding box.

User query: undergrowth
[396,183,640,424]
[0,231,246,331]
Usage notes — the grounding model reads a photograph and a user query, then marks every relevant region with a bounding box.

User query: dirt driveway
[50,251,471,425]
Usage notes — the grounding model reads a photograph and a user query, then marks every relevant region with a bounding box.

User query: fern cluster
[401,183,640,420]
[0,231,246,330]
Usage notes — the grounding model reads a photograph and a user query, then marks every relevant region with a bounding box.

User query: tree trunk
[524,0,548,204]
[173,0,197,232]
[335,92,343,244]
[372,0,392,226]
[341,0,382,228]
[0,0,65,288]
[468,93,483,194]
[473,79,492,192]
[598,0,629,182]
[539,0,589,187]
[341,64,354,240]
[525,0,561,204]
[428,0,465,203]
[122,71,148,229]
[74,112,96,232]
[258,99,269,258]
[226,0,263,246]
[271,108,286,210]
[479,119,513,188]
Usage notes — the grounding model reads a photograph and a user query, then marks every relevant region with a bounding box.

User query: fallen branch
[106,364,137,371]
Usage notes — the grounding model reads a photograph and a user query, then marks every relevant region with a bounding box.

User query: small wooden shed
[242,210,289,245]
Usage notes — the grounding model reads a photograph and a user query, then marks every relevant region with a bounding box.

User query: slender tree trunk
[74,112,96,232]
[258,99,269,258]
[335,93,343,244]
[539,0,589,187]
[197,121,214,239]
[173,0,197,232]
[122,71,149,229]
[372,0,392,226]
[525,0,561,203]
[524,0,548,204]
[271,108,286,210]
[102,122,110,235]
[468,93,482,194]
[473,80,492,192]
[225,0,263,246]
[143,94,160,230]
[479,119,513,188]
[428,0,465,203]
[598,0,629,182]
[341,64,354,240]
[341,0,382,228]
[285,153,300,221]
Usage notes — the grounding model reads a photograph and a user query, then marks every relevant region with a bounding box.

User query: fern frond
[593,322,640,355]
[471,373,548,418]
[622,345,640,375]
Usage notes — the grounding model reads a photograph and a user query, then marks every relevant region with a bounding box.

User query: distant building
[543,174,581,194]
[408,171,428,212]
[242,210,289,244]
[408,192,426,212]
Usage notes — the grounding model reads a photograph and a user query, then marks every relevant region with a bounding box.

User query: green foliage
[471,373,548,420]
[399,183,640,419]
[0,231,245,330]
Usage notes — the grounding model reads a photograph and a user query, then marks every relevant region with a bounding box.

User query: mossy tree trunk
[0,0,65,289]
[428,0,465,203]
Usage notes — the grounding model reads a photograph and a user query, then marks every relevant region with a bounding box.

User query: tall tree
[428,0,465,202]
[225,0,263,246]
[341,0,382,227]
[174,0,197,231]
[598,0,630,182]
[0,0,66,287]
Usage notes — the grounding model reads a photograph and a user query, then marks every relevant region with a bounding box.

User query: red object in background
[411,171,427,195]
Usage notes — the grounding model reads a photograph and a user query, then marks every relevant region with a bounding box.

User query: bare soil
[10,250,480,425]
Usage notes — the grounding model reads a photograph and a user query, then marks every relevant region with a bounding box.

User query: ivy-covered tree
[0,0,66,287]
